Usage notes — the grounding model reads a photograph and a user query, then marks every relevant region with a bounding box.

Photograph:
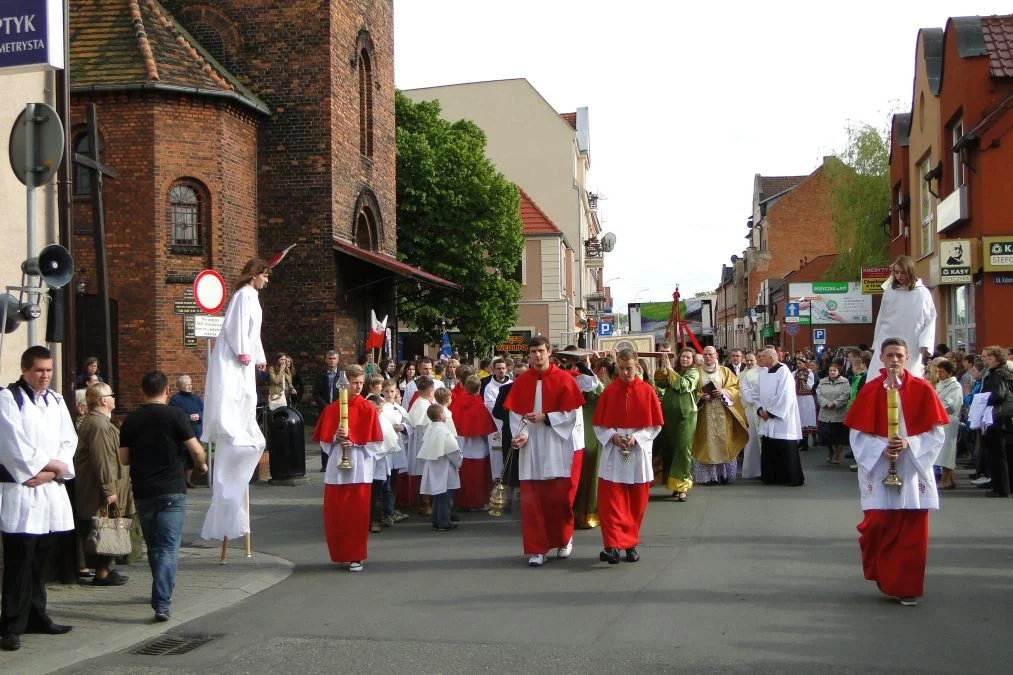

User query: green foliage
[395,91,524,354]
[824,122,891,281]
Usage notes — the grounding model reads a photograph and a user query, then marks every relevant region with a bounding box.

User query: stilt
[219,536,228,565]
[245,531,253,558]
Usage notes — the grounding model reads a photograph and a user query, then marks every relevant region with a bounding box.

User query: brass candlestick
[337,386,353,470]
[882,370,903,490]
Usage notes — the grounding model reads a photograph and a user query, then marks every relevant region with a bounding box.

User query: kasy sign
[0,0,64,73]
[984,237,1013,272]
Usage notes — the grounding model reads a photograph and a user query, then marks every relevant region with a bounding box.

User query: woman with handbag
[268,353,299,411]
[73,383,134,586]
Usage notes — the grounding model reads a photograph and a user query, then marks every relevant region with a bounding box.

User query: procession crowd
[2,254,1011,654]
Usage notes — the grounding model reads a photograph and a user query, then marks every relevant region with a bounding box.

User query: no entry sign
[193,270,226,313]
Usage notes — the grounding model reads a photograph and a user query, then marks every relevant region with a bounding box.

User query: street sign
[813,328,827,345]
[193,270,226,313]
[993,274,1013,286]
[598,321,613,337]
[785,302,800,323]
[194,314,224,338]
[785,323,800,336]
[861,266,891,294]
[939,239,972,284]
[9,102,64,186]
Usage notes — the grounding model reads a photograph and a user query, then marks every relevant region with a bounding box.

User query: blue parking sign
[598,321,613,337]
[813,329,826,345]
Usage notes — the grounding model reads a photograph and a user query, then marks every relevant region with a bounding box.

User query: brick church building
[68,0,453,408]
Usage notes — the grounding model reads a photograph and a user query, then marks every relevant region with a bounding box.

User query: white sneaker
[898,596,918,607]
[557,537,573,559]
[971,476,992,486]
[528,554,545,567]
[348,561,364,572]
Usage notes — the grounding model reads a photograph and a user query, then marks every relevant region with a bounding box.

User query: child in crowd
[407,377,437,515]
[418,404,463,531]
[381,379,411,523]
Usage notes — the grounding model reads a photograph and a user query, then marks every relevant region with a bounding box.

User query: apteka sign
[0,0,64,73]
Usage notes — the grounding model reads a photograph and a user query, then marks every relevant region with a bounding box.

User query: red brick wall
[166,0,398,373]
[747,164,838,306]
[937,20,1013,349]
[72,93,259,409]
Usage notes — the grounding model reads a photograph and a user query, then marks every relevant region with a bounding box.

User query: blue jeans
[136,493,187,614]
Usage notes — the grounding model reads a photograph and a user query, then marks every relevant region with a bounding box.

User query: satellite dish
[601,232,616,253]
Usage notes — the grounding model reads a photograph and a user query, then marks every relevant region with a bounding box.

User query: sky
[393,1,1010,314]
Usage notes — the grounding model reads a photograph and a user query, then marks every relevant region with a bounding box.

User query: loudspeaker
[22,244,74,288]
[46,287,65,342]
[1,294,22,334]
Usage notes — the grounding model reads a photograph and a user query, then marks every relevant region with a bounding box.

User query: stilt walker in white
[201,258,272,560]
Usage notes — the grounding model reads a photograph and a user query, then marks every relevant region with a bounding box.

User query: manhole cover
[129,633,219,656]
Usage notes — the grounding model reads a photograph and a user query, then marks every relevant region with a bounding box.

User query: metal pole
[57,0,76,400]
[87,104,115,395]
[25,104,37,347]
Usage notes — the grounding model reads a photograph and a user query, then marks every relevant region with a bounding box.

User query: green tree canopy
[396,92,523,354]
[824,122,891,280]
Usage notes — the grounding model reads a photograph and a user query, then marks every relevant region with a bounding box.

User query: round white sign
[194,270,226,314]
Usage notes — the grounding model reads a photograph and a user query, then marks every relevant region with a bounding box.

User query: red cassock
[313,395,383,564]
[846,370,947,597]
[857,509,929,598]
[593,377,664,550]
[505,364,586,554]
[454,391,498,509]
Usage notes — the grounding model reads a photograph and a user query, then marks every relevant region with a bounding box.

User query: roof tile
[559,112,577,129]
[981,15,1013,78]
[759,175,807,201]
[518,188,562,236]
[71,0,241,92]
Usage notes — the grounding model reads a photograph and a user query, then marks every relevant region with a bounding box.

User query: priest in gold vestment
[691,346,749,484]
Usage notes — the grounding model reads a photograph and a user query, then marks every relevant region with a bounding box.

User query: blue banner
[439,332,453,358]
[0,0,64,73]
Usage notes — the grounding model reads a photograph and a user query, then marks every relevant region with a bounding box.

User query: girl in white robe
[739,357,761,479]
[870,257,936,378]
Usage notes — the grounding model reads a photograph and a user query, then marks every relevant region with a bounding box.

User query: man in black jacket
[313,350,342,470]
[491,359,528,512]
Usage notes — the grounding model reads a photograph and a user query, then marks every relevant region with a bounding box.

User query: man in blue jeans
[119,371,207,622]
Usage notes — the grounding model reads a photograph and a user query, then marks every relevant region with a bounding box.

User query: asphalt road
[58,449,1013,674]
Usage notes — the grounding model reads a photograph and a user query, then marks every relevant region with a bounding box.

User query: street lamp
[604,276,622,287]
[633,287,650,303]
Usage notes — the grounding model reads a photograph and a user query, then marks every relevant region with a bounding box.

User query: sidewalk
[0,542,293,675]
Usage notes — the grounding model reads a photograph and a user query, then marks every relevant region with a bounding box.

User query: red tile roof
[518,188,562,236]
[71,0,256,97]
[560,112,577,129]
[332,239,459,290]
[759,175,807,201]
[982,15,1013,78]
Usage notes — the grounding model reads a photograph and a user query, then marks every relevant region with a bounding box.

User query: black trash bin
[268,406,306,479]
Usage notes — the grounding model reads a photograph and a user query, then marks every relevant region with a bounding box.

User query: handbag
[85,504,133,557]
[268,392,287,411]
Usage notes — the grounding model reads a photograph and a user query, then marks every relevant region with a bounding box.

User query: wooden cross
[72,104,118,393]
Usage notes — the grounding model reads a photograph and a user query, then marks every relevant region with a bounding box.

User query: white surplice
[381,402,411,472]
[850,398,945,510]
[934,377,962,470]
[757,365,802,441]
[419,422,462,495]
[406,398,433,476]
[739,366,762,478]
[202,284,267,449]
[593,425,662,484]
[400,377,445,410]
[870,278,937,377]
[0,387,77,534]
[320,439,383,485]
[508,381,578,481]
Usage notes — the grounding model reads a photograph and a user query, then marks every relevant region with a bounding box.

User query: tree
[396,92,523,354]
[824,122,891,280]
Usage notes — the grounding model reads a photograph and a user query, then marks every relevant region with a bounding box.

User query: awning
[332,239,459,290]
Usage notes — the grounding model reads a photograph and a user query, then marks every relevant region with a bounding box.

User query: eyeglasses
[100,393,115,399]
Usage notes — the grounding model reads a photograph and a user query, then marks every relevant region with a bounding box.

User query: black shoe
[599,547,620,564]
[435,524,458,531]
[985,491,1010,498]
[625,547,641,563]
[77,569,95,579]
[1,634,20,651]
[26,623,72,635]
[450,514,460,522]
[92,573,128,586]
[107,569,129,582]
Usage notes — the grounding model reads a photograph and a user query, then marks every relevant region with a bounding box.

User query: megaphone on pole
[22,244,74,288]
[1,294,22,334]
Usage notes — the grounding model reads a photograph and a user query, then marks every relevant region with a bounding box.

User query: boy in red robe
[844,337,948,605]
[592,348,664,564]
[312,365,384,572]
[504,336,586,567]
[450,375,497,510]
